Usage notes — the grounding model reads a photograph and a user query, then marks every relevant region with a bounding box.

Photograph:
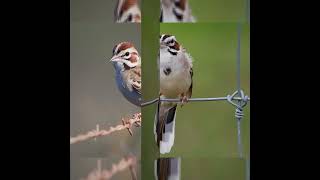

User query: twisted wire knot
[227,90,249,120]
[235,107,244,119]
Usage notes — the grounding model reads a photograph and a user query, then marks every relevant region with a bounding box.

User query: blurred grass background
[159,23,250,159]
[188,0,249,22]
[181,157,247,180]
[141,0,160,179]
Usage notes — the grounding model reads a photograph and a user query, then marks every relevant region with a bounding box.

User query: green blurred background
[188,0,249,22]
[141,0,160,179]
[159,23,250,158]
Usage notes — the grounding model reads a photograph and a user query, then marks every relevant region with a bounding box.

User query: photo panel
[156,22,250,179]
[160,0,249,22]
[71,0,142,179]
[158,23,250,158]
[70,0,250,180]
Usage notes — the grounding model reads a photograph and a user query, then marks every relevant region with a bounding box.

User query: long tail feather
[154,102,177,154]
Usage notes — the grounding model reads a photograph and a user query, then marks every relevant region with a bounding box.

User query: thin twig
[82,155,137,180]
[70,113,141,144]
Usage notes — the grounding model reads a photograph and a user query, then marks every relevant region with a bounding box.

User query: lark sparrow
[160,0,196,22]
[109,42,142,107]
[115,0,141,23]
[155,34,193,154]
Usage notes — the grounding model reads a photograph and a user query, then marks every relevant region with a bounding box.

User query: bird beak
[109,55,121,62]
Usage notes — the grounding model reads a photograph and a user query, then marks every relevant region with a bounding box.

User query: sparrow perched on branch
[155,34,193,154]
[160,0,196,22]
[109,42,142,107]
[115,0,141,23]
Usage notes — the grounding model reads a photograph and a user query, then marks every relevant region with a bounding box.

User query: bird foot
[180,96,188,107]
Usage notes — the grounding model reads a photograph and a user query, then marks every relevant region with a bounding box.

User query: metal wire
[236,21,244,158]
[141,96,250,107]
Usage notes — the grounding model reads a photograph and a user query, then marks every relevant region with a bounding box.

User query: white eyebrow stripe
[114,43,121,55]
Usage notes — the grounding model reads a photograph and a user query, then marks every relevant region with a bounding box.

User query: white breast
[159,48,192,98]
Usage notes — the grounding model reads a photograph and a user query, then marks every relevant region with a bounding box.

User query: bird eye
[125,52,130,56]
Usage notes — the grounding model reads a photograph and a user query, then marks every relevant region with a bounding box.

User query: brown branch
[70,112,141,144]
[82,155,137,180]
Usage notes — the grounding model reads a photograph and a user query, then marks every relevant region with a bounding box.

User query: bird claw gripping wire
[227,90,249,119]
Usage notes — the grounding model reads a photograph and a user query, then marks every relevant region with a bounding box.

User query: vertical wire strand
[237,23,242,94]
[245,0,250,179]
[237,116,243,158]
[236,21,243,159]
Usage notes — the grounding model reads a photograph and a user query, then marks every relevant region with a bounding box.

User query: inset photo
[156,23,250,157]
[71,0,142,179]
[160,0,249,22]
[115,0,142,23]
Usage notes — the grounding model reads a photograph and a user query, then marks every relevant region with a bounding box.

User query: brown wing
[186,67,193,98]
[129,66,141,94]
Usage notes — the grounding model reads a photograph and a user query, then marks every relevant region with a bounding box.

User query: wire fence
[141,90,250,156]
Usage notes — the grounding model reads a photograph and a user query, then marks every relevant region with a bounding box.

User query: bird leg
[179,94,189,107]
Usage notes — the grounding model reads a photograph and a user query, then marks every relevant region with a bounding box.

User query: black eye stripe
[112,45,118,55]
[167,39,174,44]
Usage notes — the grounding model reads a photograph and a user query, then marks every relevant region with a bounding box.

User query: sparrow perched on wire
[109,42,142,107]
[160,0,196,22]
[155,34,193,154]
[115,0,141,23]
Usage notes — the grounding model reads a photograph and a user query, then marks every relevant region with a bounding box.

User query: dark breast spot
[163,67,172,76]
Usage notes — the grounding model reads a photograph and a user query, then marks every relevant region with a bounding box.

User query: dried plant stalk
[82,155,137,180]
[70,112,141,144]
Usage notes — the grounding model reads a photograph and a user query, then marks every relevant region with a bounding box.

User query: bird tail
[154,157,181,180]
[154,101,177,154]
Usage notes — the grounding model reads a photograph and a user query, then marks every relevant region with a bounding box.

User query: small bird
[155,34,193,154]
[115,0,141,23]
[160,0,196,22]
[109,42,142,107]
